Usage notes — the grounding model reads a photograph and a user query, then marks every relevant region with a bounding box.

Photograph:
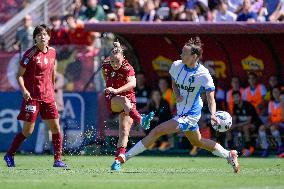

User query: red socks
[115,147,126,158]
[7,133,26,156]
[128,108,142,124]
[52,133,62,161]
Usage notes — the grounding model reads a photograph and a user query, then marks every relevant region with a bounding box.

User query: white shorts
[173,114,201,132]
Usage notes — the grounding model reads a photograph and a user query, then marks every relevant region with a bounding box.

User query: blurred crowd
[2,0,284,26]
[49,0,284,22]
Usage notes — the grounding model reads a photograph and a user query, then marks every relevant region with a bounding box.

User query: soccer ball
[211,111,232,132]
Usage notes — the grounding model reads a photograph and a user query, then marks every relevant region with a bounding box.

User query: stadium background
[0,0,283,155]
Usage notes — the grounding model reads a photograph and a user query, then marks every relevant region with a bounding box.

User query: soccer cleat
[116,153,126,164]
[140,111,155,130]
[53,160,68,168]
[111,160,121,171]
[4,154,15,167]
[227,150,240,173]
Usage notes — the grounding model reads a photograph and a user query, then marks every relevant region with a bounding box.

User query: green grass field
[0,154,283,189]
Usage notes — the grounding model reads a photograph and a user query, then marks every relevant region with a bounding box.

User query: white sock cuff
[212,143,230,158]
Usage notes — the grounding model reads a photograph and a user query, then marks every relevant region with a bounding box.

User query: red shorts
[17,99,59,122]
[105,93,136,113]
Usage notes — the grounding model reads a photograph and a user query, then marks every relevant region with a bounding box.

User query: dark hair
[65,14,74,21]
[33,24,51,39]
[232,90,241,97]
[185,36,203,58]
[50,15,61,22]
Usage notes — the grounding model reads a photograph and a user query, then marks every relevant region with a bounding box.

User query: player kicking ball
[4,24,67,168]
[101,41,154,171]
[121,37,240,173]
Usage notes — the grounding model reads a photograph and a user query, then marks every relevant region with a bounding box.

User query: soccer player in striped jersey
[123,37,240,173]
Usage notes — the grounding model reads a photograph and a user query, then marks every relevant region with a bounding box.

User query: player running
[101,41,154,171]
[4,24,67,168]
[122,37,240,173]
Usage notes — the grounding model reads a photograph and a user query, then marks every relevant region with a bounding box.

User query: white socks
[212,143,230,158]
[125,140,146,160]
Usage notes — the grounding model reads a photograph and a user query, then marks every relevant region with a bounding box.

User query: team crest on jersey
[188,76,195,83]
[111,72,116,77]
[24,58,29,65]
[36,56,41,64]
[44,57,48,64]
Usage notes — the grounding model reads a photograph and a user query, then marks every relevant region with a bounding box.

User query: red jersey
[20,45,56,102]
[102,58,136,100]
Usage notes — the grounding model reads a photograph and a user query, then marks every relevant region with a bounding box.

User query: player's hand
[210,114,220,126]
[23,90,32,101]
[176,95,184,103]
[105,87,119,94]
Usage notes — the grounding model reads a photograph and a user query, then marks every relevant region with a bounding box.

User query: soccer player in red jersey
[4,24,67,168]
[102,41,154,171]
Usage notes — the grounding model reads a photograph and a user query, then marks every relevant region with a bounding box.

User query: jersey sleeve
[124,64,135,77]
[202,73,215,91]
[19,52,30,68]
[169,61,180,79]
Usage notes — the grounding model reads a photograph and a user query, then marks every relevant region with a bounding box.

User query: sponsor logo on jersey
[176,84,195,92]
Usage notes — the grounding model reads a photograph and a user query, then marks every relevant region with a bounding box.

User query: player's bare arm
[171,77,183,102]
[52,65,56,86]
[17,65,31,101]
[106,76,136,95]
[206,90,218,124]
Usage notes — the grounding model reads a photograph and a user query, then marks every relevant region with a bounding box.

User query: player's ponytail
[111,41,123,55]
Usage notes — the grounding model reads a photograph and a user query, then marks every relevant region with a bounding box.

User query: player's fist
[23,90,32,101]
[105,87,118,94]
[176,95,183,103]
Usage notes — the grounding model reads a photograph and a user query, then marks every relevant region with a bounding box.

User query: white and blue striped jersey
[169,60,215,117]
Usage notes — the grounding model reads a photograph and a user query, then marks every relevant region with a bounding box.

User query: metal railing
[0,0,73,51]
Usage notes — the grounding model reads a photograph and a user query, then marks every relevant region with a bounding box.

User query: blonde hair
[111,41,124,55]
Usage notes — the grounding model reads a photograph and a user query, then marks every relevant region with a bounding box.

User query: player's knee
[191,139,202,147]
[50,125,61,134]
[22,130,32,137]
